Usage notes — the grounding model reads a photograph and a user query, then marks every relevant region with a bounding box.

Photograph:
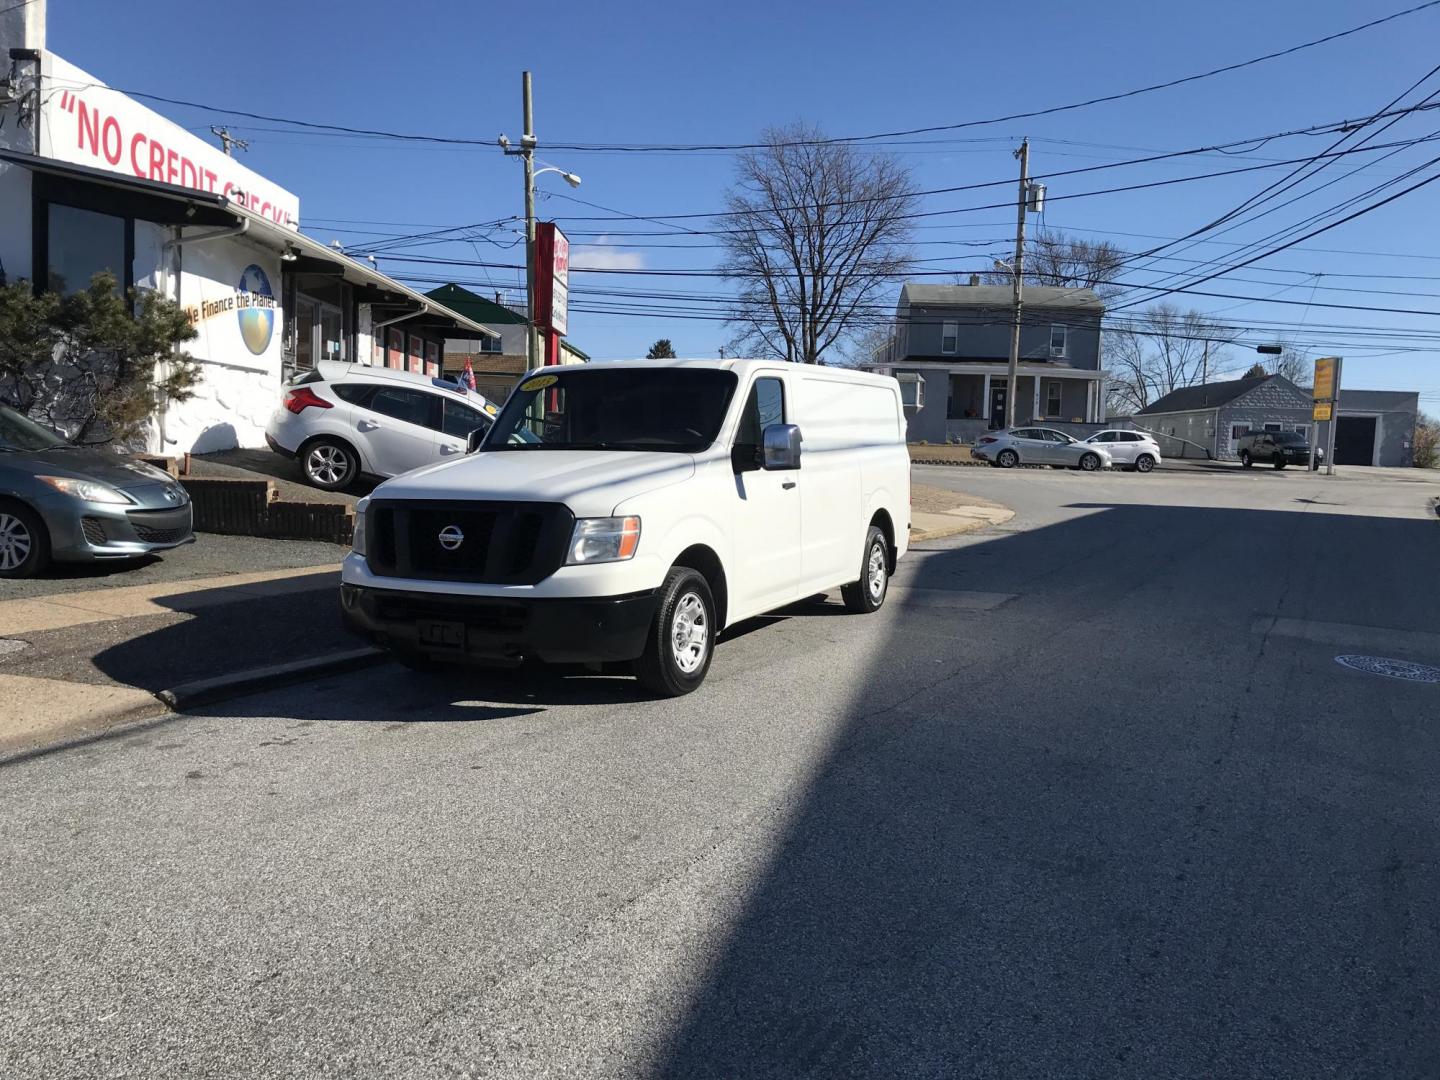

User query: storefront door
[293,294,343,373]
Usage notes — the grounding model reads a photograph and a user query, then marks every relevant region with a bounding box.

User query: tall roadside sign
[1311,356,1342,474]
[535,223,570,366]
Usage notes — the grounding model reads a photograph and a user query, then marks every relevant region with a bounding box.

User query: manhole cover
[1335,654,1440,684]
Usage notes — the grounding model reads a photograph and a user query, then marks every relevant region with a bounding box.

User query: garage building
[1135,375,1419,467]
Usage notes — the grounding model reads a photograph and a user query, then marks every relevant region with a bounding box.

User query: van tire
[842,526,890,614]
[301,437,360,491]
[635,566,715,697]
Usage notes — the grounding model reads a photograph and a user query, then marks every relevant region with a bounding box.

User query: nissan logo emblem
[438,525,465,551]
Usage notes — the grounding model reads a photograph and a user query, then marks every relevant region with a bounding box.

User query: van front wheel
[635,566,715,697]
[842,526,890,614]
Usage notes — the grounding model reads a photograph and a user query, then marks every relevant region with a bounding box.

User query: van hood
[371,450,696,517]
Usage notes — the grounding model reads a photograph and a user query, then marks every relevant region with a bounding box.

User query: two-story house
[865,281,1108,443]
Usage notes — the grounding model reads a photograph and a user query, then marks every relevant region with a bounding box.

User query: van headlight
[567,516,640,564]
[352,497,368,558]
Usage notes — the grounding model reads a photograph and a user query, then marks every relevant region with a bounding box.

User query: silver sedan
[973,427,1112,471]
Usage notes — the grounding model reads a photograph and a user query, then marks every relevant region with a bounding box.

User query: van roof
[552,357,900,386]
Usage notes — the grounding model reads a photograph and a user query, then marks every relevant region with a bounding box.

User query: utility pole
[1202,339,1209,383]
[1004,139,1030,430]
[521,72,539,371]
[210,126,248,156]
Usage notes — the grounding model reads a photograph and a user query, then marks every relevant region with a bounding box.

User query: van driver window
[736,377,785,446]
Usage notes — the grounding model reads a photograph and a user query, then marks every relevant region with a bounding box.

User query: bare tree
[1104,304,1235,414]
[1273,346,1309,386]
[983,228,1126,298]
[720,123,917,364]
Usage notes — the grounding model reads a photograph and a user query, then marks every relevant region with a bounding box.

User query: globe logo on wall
[236,264,275,355]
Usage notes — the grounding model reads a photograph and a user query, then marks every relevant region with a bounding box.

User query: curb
[157,646,386,710]
[0,699,175,768]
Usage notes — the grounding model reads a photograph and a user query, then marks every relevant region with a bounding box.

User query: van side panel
[794,373,909,593]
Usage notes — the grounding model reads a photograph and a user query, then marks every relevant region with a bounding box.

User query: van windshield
[484,368,739,453]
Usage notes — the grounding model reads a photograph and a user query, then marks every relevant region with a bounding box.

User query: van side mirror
[731,442,762,473]
[466,428,486,454]
[762,423,802,470]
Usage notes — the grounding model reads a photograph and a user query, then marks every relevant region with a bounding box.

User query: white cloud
[571,237,645,271]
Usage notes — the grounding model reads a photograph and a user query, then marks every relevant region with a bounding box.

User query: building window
[1049,324,1068,358]
[1045,381,1062,418]
[1263,422,1283,432]
[426,341,440,376]
[896,371,925,409]
[387,328,405,369]
[478,335,502,354]
[1231,424,1249,440]
[1292,424,1310,438]
[45,203,127,295]
[941,321,958,354]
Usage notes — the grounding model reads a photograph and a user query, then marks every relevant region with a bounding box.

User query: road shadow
[654,502,1440,1079]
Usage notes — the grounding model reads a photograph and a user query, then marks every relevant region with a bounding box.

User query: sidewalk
[910,483,1014,541]
[0,559,364,759]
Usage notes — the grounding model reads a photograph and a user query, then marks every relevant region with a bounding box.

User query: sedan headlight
[36,475,132,505]
[567,516,641,565]
[352,497,368,558]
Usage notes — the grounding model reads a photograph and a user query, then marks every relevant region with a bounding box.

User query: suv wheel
[302,438,359,490]
[1273,456,1286,470]
[1134,454,1156,473]
[842,525,890,613]
[0,502,50,579]
[1240,451,1253,469]
[635,566,715,697]
[996,448,1019,468]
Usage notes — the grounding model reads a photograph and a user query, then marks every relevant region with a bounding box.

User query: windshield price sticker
[520,374,559,392]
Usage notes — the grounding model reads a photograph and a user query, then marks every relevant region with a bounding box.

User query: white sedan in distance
[973,427,1111,471]
[1082,429,1163,473]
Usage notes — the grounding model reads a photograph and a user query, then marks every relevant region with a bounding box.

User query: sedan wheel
[996,449,1019,469]
[1079,452,1102,472]
[0,504,50,579]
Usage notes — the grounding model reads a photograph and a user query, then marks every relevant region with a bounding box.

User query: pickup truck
[1236,431,1322,470]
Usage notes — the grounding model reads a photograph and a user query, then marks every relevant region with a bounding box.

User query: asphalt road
[4,467,1439,1079]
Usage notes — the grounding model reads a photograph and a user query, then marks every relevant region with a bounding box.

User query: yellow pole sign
[1313,357,1338,401]
[1312,401,1333,422]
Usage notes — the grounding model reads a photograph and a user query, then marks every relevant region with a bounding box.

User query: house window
[941,321,958,354]
[1292,424,1310,438]
[44,203,127,295]
[478,335,502,354]
[1263,422,1283,432]
[1049,324,1068,358]
[1231,424,1249,440]
[1045,381,1062,418]
[896,371,925,409]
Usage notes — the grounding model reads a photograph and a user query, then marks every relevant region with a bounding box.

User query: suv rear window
[331,383,373,405]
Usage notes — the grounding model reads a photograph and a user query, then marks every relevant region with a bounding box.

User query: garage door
[1334,416,1376,466]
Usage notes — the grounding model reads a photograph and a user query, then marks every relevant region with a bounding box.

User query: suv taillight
[284,386,332,414]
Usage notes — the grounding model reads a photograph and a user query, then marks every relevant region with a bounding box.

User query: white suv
[266,363,498,490]
[1082,429,1162,472]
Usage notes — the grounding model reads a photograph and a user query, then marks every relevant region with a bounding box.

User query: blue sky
[49,0,1440,409]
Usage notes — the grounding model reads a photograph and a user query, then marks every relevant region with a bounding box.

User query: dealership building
[0,4,496,453]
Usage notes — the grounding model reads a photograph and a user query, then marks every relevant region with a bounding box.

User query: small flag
[461,357,477,391]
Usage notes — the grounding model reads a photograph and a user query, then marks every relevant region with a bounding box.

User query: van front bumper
[340,584,659,664]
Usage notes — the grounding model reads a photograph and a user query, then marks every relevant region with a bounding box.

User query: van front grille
[366,500,573,585]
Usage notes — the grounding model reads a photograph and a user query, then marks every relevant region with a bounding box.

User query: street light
[499,72,582,369]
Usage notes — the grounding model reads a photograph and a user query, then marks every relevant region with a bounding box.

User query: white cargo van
[340,359,910,695]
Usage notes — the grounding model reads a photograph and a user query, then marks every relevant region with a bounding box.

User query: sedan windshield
[484,368,739,453]
[0,405,68,452]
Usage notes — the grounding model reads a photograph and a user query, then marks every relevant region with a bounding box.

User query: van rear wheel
[635,566,715,697]
[842,526,890,614]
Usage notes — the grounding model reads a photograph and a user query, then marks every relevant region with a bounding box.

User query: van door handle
[782,480,797,490]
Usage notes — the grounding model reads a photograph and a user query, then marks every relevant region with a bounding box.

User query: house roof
[900,283,1104,312]
[425,283,529,325]
[1138,374,1280,415]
